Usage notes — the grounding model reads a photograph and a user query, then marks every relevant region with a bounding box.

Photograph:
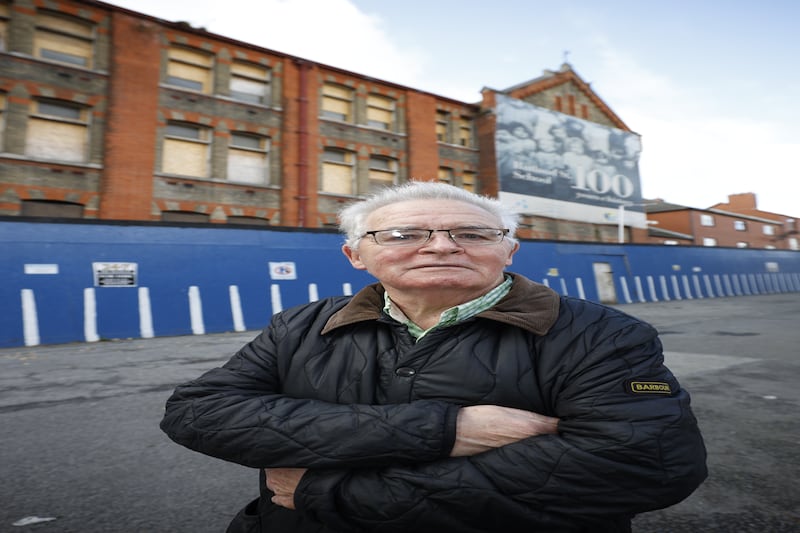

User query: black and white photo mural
[495,94,647,227]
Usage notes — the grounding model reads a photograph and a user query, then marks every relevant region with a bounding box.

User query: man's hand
[450,405,559,457]
[265,467,307,510]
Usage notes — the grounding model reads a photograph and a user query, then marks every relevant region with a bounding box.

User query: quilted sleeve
[159,301,460,469]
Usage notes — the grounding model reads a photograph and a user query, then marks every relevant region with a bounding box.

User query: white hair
[338,181,519,248]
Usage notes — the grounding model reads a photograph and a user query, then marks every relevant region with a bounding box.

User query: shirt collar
[383,275,513,340]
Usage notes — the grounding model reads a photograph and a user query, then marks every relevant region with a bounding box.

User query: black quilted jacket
[161,274,707,532]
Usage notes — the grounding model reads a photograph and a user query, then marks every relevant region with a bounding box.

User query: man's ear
[505,240,520,267]
[342,244,367,270]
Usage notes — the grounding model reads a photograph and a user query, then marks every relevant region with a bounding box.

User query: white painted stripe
[682,275,693,299]
[188,285,205,335]
[138,287,154,338]
[342,283,353,296]
[692,275,704,298]
[229,285,246,332]
[559,278,568,296]
[634,276,645,303]
[647,276,658,302]
[270,284,283,314]
[21,289,40,347]
[308,283,319,302]
[703,275,715,298]
[619,276,632,304]
[83,288,99,342]
[671,275,682,300]
[575,277,586,300]
[659,275,670,301]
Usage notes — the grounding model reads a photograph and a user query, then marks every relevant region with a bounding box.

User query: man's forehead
[368,199,498,224]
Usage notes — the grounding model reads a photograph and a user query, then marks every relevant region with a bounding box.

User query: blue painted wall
[2,219,799,348]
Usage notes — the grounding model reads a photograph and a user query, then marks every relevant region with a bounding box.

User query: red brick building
[0,0,703,245]
[4,0,478,227]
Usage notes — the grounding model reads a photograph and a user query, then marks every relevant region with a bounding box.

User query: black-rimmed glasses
[362,228,509,246]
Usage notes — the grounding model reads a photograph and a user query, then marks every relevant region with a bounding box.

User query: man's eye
[453,231,488,241]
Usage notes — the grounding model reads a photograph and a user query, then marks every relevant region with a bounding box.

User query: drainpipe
[295,59,310,227]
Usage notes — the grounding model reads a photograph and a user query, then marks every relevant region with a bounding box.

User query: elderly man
[161,181,706,532]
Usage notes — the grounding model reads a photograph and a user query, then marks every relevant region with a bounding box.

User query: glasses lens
[450,229,504,245]
[374,229,429,246]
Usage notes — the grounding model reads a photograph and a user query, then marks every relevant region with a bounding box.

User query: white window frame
[230,61,271,105]
[321,148,355,195]
[34,11,95,68]
[227,132,270,185]
[700,214,715,227]
[162,121,211,177]
[321,83,353,122]
[25,99,89,163]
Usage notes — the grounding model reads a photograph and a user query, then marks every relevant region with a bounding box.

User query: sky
[107,0,799,218]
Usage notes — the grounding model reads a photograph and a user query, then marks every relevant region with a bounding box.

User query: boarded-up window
[166,47,213,93]
[161,211,210,223]
[0,4,9,52]
[321,148,354,194]
[366,94,395,130]
[438,167,453,185]
[25,100,88,162]
[462,170,476,192]
[162,122,210,177]
[34,11,94,68]
[436,111,449,142]
[368,156,397,193]
[230,61,270,104]
[21,200,84,218]
[0,92,6,149]
[321,83,353,122]
[458,118,473,147]
[227,132,269,185]
[227,215,269,226]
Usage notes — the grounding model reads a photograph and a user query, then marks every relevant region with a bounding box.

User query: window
[736,242,749,248]
[438,167,453,185]
[21,200,83,218]
[321,83,353,122]
[366,94,395,130]
[321,148,354,194]
[0,4,9,52]
[227,132,269,185]
[458,118,473,147]
[161,211,210,223]
[702,237,717,247]
[34,11,95,68]
[763,225,775,236]
[734,220,747,231]
[25,100,89,162]
[230,61,271,105]
[700,214,715,227]
[166,47,213,93]
[368,156,397,193]
[436,111,449,142]
[462,171,476,192]
[162,122,210,177]
[227,215,269,226]
[0,92,6,149]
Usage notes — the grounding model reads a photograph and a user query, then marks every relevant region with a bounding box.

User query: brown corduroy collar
[320,273,560,336]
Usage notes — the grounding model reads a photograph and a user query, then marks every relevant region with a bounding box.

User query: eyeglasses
[362,228,510,246]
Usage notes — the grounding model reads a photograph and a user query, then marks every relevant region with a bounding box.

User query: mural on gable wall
[495,94,647,228]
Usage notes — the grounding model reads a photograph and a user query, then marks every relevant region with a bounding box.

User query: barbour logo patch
[629,381,672,394]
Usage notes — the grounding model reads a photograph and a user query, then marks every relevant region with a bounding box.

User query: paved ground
[0,293,798,532]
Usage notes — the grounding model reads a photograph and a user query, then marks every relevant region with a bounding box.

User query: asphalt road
[1,293,798,532]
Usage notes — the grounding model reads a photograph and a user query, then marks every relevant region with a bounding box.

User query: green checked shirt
[383,275,513,341]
